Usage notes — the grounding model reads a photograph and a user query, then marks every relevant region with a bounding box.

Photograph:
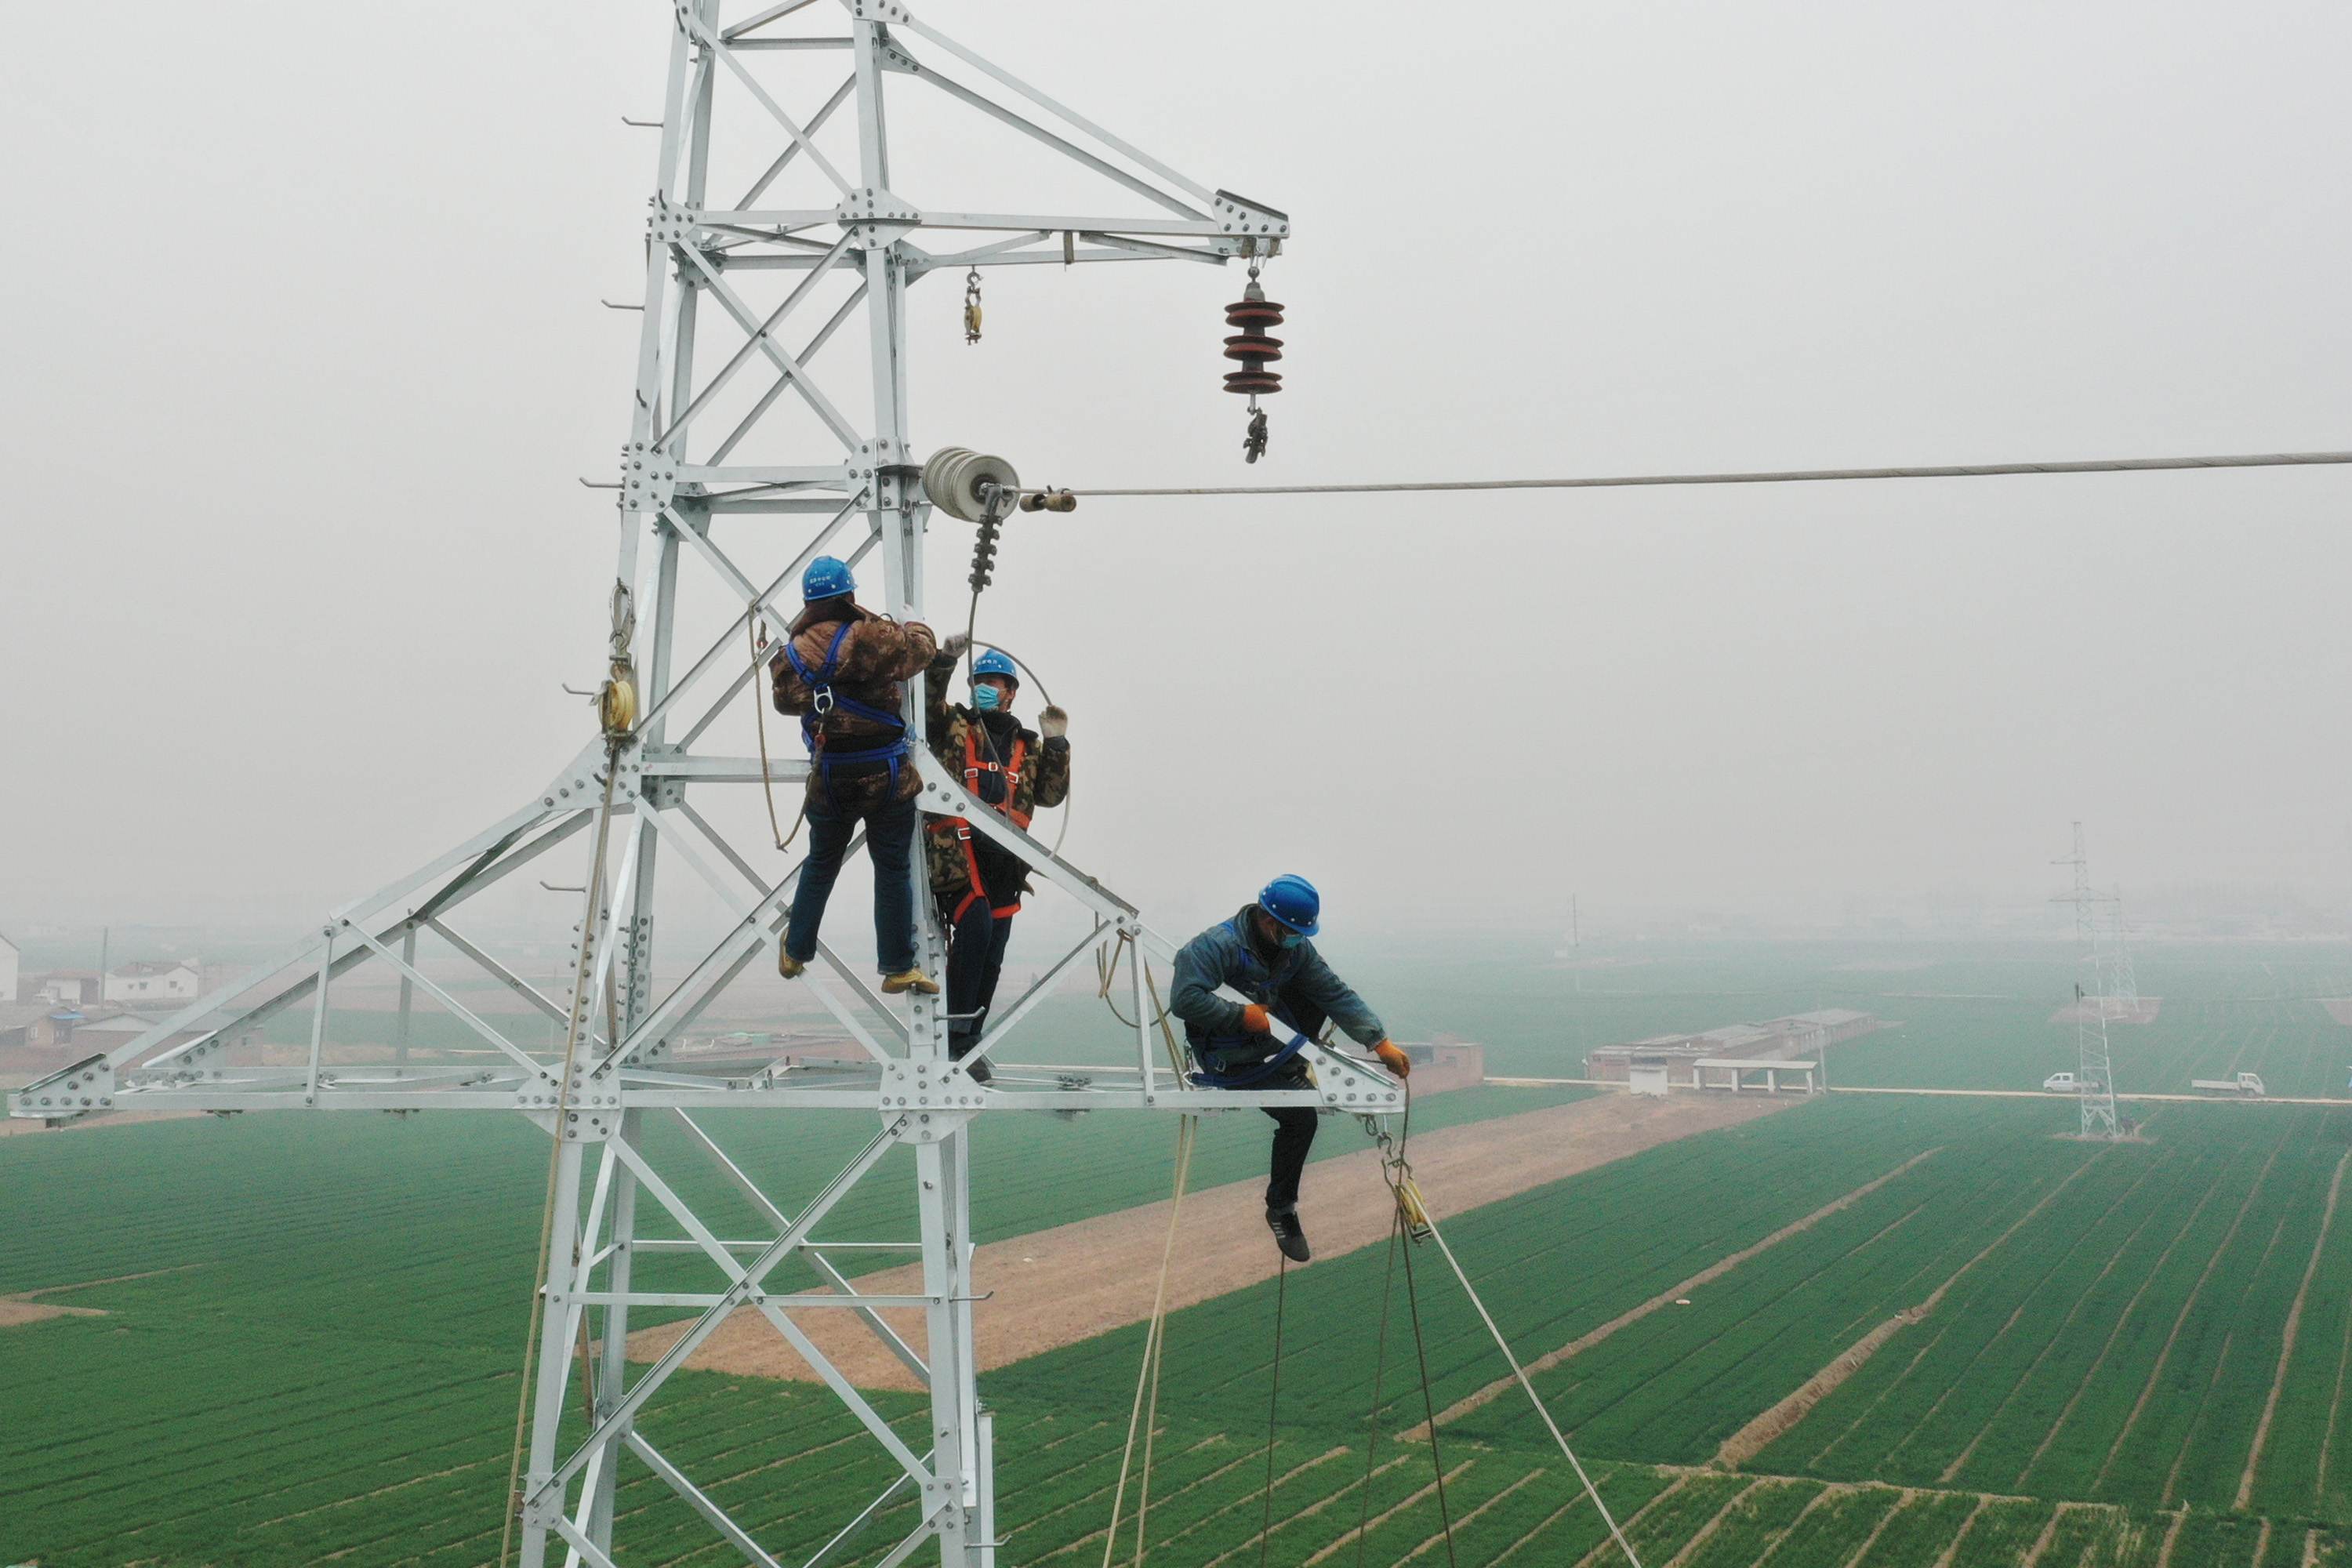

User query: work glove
[1374,1040,1411,1078]
[940,630,972,659]
[1039,705,1068,739]
[1240,1003,1272,1036]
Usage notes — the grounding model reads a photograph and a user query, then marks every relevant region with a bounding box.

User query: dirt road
[628,1089,1793,1391]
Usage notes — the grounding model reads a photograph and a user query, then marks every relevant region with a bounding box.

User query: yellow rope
[1101,1112,1197,1568]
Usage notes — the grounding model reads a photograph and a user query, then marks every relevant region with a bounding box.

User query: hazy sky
[5,0,2350,938]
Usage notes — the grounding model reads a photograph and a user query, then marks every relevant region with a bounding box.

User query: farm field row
[1757,1103,2352,1518]
[0,1080,1578,1561]
[1000,1097,2352,1523]
[12,1342,2342,1568]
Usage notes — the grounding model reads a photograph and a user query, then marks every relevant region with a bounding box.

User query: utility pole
[9,11,1321,1568]
[2054,823,2124,1138]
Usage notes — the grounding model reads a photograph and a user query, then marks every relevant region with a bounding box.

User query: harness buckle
[812,687,835,717]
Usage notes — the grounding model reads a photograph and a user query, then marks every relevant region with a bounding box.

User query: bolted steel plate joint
[835,187,920,234]
[620,441,680,515]
[648,196,702,247]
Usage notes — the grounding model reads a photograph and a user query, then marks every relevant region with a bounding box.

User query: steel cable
[1047,448,2352,500]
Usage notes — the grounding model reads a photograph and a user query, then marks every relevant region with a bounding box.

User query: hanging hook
[963,267,983,344]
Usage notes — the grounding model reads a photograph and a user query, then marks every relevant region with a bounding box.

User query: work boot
[880,967,940,996]
[778,939,805,979]
[1265,1205,1311,1264]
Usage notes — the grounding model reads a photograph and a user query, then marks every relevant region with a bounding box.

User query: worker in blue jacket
[1170,875,1413,1262]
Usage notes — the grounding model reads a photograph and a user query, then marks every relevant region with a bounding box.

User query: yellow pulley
[598,660,637,738]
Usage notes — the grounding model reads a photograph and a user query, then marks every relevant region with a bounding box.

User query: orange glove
[1374,1040,1411,1078]
[1240,1004,1272,1035]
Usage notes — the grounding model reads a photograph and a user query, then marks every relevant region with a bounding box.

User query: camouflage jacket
[768,604,937,811]
[921,651,1070,902]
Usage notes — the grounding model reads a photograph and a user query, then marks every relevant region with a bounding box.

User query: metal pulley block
[920,446,1020,522]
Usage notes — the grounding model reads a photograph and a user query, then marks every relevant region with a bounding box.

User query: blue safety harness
[1187,916,1312,1087]
[781,620,909,812]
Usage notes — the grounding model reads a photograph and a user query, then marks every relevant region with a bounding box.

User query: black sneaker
[1265,1206,1311,1263]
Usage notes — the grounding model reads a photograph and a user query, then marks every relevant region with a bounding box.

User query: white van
[2043,1072,2078,1092]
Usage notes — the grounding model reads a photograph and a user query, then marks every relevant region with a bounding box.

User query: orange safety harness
[931,722,1030,924]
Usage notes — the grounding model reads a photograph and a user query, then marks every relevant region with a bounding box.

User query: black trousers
[940,893,1014,1052]
[1258,993,1330,1211]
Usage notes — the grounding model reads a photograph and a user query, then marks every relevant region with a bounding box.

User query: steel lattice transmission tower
[7,9,1384,1568]
[2056,822,2134,1138]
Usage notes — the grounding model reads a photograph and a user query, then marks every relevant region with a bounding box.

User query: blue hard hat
[1258,874,1321,938]
[972,648,1018,682]
[802,556,856,601]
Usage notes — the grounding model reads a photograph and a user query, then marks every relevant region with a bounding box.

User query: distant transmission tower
[2055,822,2127,1138]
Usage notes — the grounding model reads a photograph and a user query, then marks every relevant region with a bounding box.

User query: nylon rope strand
[1129,1113,1194,1567]
[499,741,625,1568]
[1257,1257,1290,1568]
[1100,1112,1196,1568]
[1097,930,1172,1031]
[1386,1084,1459,1568]
[749,619,804,851]
[1124,961,1198,1565]
[1052,448,2352,499]
[1417,1211,1643,1566]
[1352,1207,1406,1568]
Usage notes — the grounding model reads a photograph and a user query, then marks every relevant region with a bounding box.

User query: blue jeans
[784,791,917,974]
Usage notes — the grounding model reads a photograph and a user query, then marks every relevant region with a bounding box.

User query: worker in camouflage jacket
[1171,877,1413,1262]
[768,555,938,996]
[922,632,1070,1083]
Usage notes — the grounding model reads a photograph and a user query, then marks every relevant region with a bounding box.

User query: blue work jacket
[1169,909,1387,1049]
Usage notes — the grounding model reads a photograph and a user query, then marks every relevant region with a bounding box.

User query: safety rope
[1099,1112,1197,1568]
[1372,1112,1644,1568]
[1258,1256,1290,1568]
[1358,1088,1457,1567]
[1096,930,1173,1031]
[1352,1203,1406,1568]
[749,619,805,851]
[499,737,625,1568]
[1044,447,2352,499]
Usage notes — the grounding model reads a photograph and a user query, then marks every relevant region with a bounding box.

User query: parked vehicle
[2191,1073,2266,1097]
[2043,1072,2078,1092]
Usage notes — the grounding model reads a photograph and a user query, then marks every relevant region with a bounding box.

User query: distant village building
[1584,1009,1885,1090]
[37,971,103,1007]
[104,960,201,1003]
[0,931,17,1002]
[0,1009,192,1072]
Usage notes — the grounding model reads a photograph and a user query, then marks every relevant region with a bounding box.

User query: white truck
[2190,1072,2266,1097]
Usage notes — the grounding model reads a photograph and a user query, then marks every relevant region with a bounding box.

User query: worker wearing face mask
[922,633,1070,1083]
[1168,876,1413,1262]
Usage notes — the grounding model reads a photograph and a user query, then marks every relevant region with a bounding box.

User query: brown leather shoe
[880,968,940,995]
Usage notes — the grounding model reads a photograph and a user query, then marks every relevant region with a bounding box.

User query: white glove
[1040,705,1068,739]
[940,630,972,659]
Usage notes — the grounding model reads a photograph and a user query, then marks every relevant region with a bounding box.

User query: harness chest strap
[933,726,1030,920]
[781,620,910,809]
